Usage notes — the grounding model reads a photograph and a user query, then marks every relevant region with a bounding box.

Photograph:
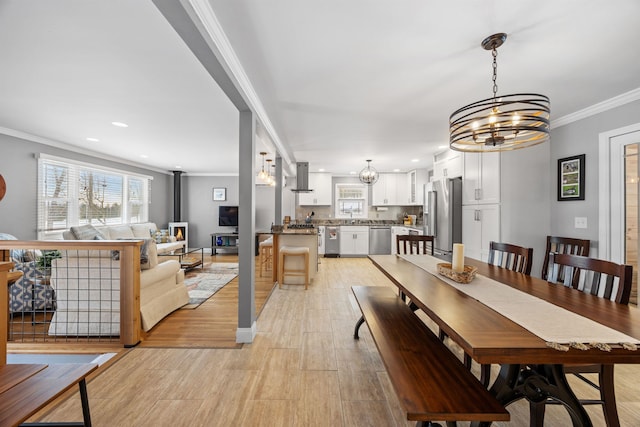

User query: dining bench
[351,285,509,426]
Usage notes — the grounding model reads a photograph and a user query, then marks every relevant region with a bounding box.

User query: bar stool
[278,246,309,289]
[258,236,273,277]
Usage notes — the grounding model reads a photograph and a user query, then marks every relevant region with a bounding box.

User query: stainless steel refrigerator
[424,177,462,255]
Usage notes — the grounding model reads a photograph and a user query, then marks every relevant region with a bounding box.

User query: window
[37,154,152,239]
[335,183,368,219]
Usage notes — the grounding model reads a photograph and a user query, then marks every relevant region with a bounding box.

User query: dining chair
[541,235,590,280]
[396,234,435,256]
[487,241,534,275]
[537,252,633,426]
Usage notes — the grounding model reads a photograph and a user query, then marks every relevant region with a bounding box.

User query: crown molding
[0,127,173,175]
[552,88,640,129]
[188,0,296,175]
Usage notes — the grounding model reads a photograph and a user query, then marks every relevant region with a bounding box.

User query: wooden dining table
[368,254,640,427]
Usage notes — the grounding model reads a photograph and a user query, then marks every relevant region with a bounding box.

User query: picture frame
[557,154,585,201]
[213,187,226,201]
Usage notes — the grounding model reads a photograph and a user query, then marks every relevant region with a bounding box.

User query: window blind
[37,154,152,239]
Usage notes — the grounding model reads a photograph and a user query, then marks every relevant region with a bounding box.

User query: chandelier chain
[492,47,498,101]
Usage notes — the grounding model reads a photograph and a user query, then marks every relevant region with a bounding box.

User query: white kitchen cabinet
[462,204,500,262]
[408,169,428,205]
[462,152,500,205]
[298,173,332,205]
[372,173,408,205]
[433,151,462,181]
[340,226,369,256]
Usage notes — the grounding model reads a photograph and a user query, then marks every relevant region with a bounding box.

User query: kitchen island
[271,228,319,286]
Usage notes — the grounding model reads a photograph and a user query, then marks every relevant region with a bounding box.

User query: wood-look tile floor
[37,257,640,426]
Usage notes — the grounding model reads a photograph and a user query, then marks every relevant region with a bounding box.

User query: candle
[452,243,464,273]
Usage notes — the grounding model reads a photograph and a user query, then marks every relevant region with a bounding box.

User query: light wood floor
[31,258,640,425]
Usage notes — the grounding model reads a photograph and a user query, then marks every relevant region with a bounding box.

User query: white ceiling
[1,0,640,176]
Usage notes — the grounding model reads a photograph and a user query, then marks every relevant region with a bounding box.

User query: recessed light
[350,171,357,175]
[175,165,182,169]
[438,145,447,149]
[411,158,420,162]
[140,154,149,159]
[111,121,128,128]
[86,137,99,142]
[318,168,325,172]
[393,169,401,172]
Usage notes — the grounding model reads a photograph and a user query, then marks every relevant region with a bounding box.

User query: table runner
[399,254,640,348]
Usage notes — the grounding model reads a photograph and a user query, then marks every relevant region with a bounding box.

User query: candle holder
[437,263,477,284]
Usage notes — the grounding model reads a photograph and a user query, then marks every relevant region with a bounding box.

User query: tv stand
[211,233,239,255]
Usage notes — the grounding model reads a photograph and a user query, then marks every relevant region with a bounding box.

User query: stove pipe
[172,170,183,222]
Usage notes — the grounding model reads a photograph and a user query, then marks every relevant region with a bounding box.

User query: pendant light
[449,33,550,152]
[359,159,379,185]
[265,159,275,186]
[257,152,268,182]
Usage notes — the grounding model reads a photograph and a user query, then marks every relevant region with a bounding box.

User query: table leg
[472,364,593,427]
[79,378,92,427]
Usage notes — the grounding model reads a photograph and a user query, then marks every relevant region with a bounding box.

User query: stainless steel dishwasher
[369,226,391,255]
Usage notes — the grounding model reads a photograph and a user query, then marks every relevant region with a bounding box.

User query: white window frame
[334,183,368,219]
[37,154,152,239]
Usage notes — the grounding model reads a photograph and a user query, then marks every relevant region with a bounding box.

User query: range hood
[291,162,314,192]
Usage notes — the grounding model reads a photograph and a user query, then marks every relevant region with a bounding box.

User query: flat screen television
[219,206,239,227]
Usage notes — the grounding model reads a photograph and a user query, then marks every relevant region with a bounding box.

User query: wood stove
[169,222,188,250]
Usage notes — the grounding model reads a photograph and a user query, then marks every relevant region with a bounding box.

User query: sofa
[50,223,189,335]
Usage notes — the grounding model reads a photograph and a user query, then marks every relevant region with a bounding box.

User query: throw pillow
[111,238,154,270]
[70,224,105,240]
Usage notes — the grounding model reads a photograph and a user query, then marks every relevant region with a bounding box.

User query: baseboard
[236,322,257,343]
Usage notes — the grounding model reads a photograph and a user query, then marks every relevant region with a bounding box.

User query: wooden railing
[1,261,11,363]
[1,240,142,347]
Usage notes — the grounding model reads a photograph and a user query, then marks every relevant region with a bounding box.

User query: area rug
[182,263,238,309]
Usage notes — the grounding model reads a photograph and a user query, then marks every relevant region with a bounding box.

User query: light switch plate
[574,217,588,229]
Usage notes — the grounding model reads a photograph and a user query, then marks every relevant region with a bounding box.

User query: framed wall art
[213,187,226,201]
[557,154,585,201]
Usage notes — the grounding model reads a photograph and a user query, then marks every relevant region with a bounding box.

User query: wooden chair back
[548,253,632,304]
[541,236,590,280]
[487,241,534,275]
[396,235,434,255]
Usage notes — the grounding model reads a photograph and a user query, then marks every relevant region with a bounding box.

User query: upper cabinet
[462,153,500,205]
[408,169,428,205]
[432,150,462,181]
[298,173,332,205]
[372,173,408,206]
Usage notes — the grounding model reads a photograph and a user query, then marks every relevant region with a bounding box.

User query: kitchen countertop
[273,228,318,235]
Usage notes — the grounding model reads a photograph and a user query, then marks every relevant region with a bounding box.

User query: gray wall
[550,99,640,257]
[183,175,277,249]
[500,142,551,277]
[0,134,173,239]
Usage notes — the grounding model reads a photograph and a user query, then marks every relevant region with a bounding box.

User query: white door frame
[599,123,640,262]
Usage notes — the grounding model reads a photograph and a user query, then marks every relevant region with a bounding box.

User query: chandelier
[359,159,379,185]
[449,33,550,152]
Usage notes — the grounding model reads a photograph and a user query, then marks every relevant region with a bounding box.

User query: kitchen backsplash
[295,205,422,224]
